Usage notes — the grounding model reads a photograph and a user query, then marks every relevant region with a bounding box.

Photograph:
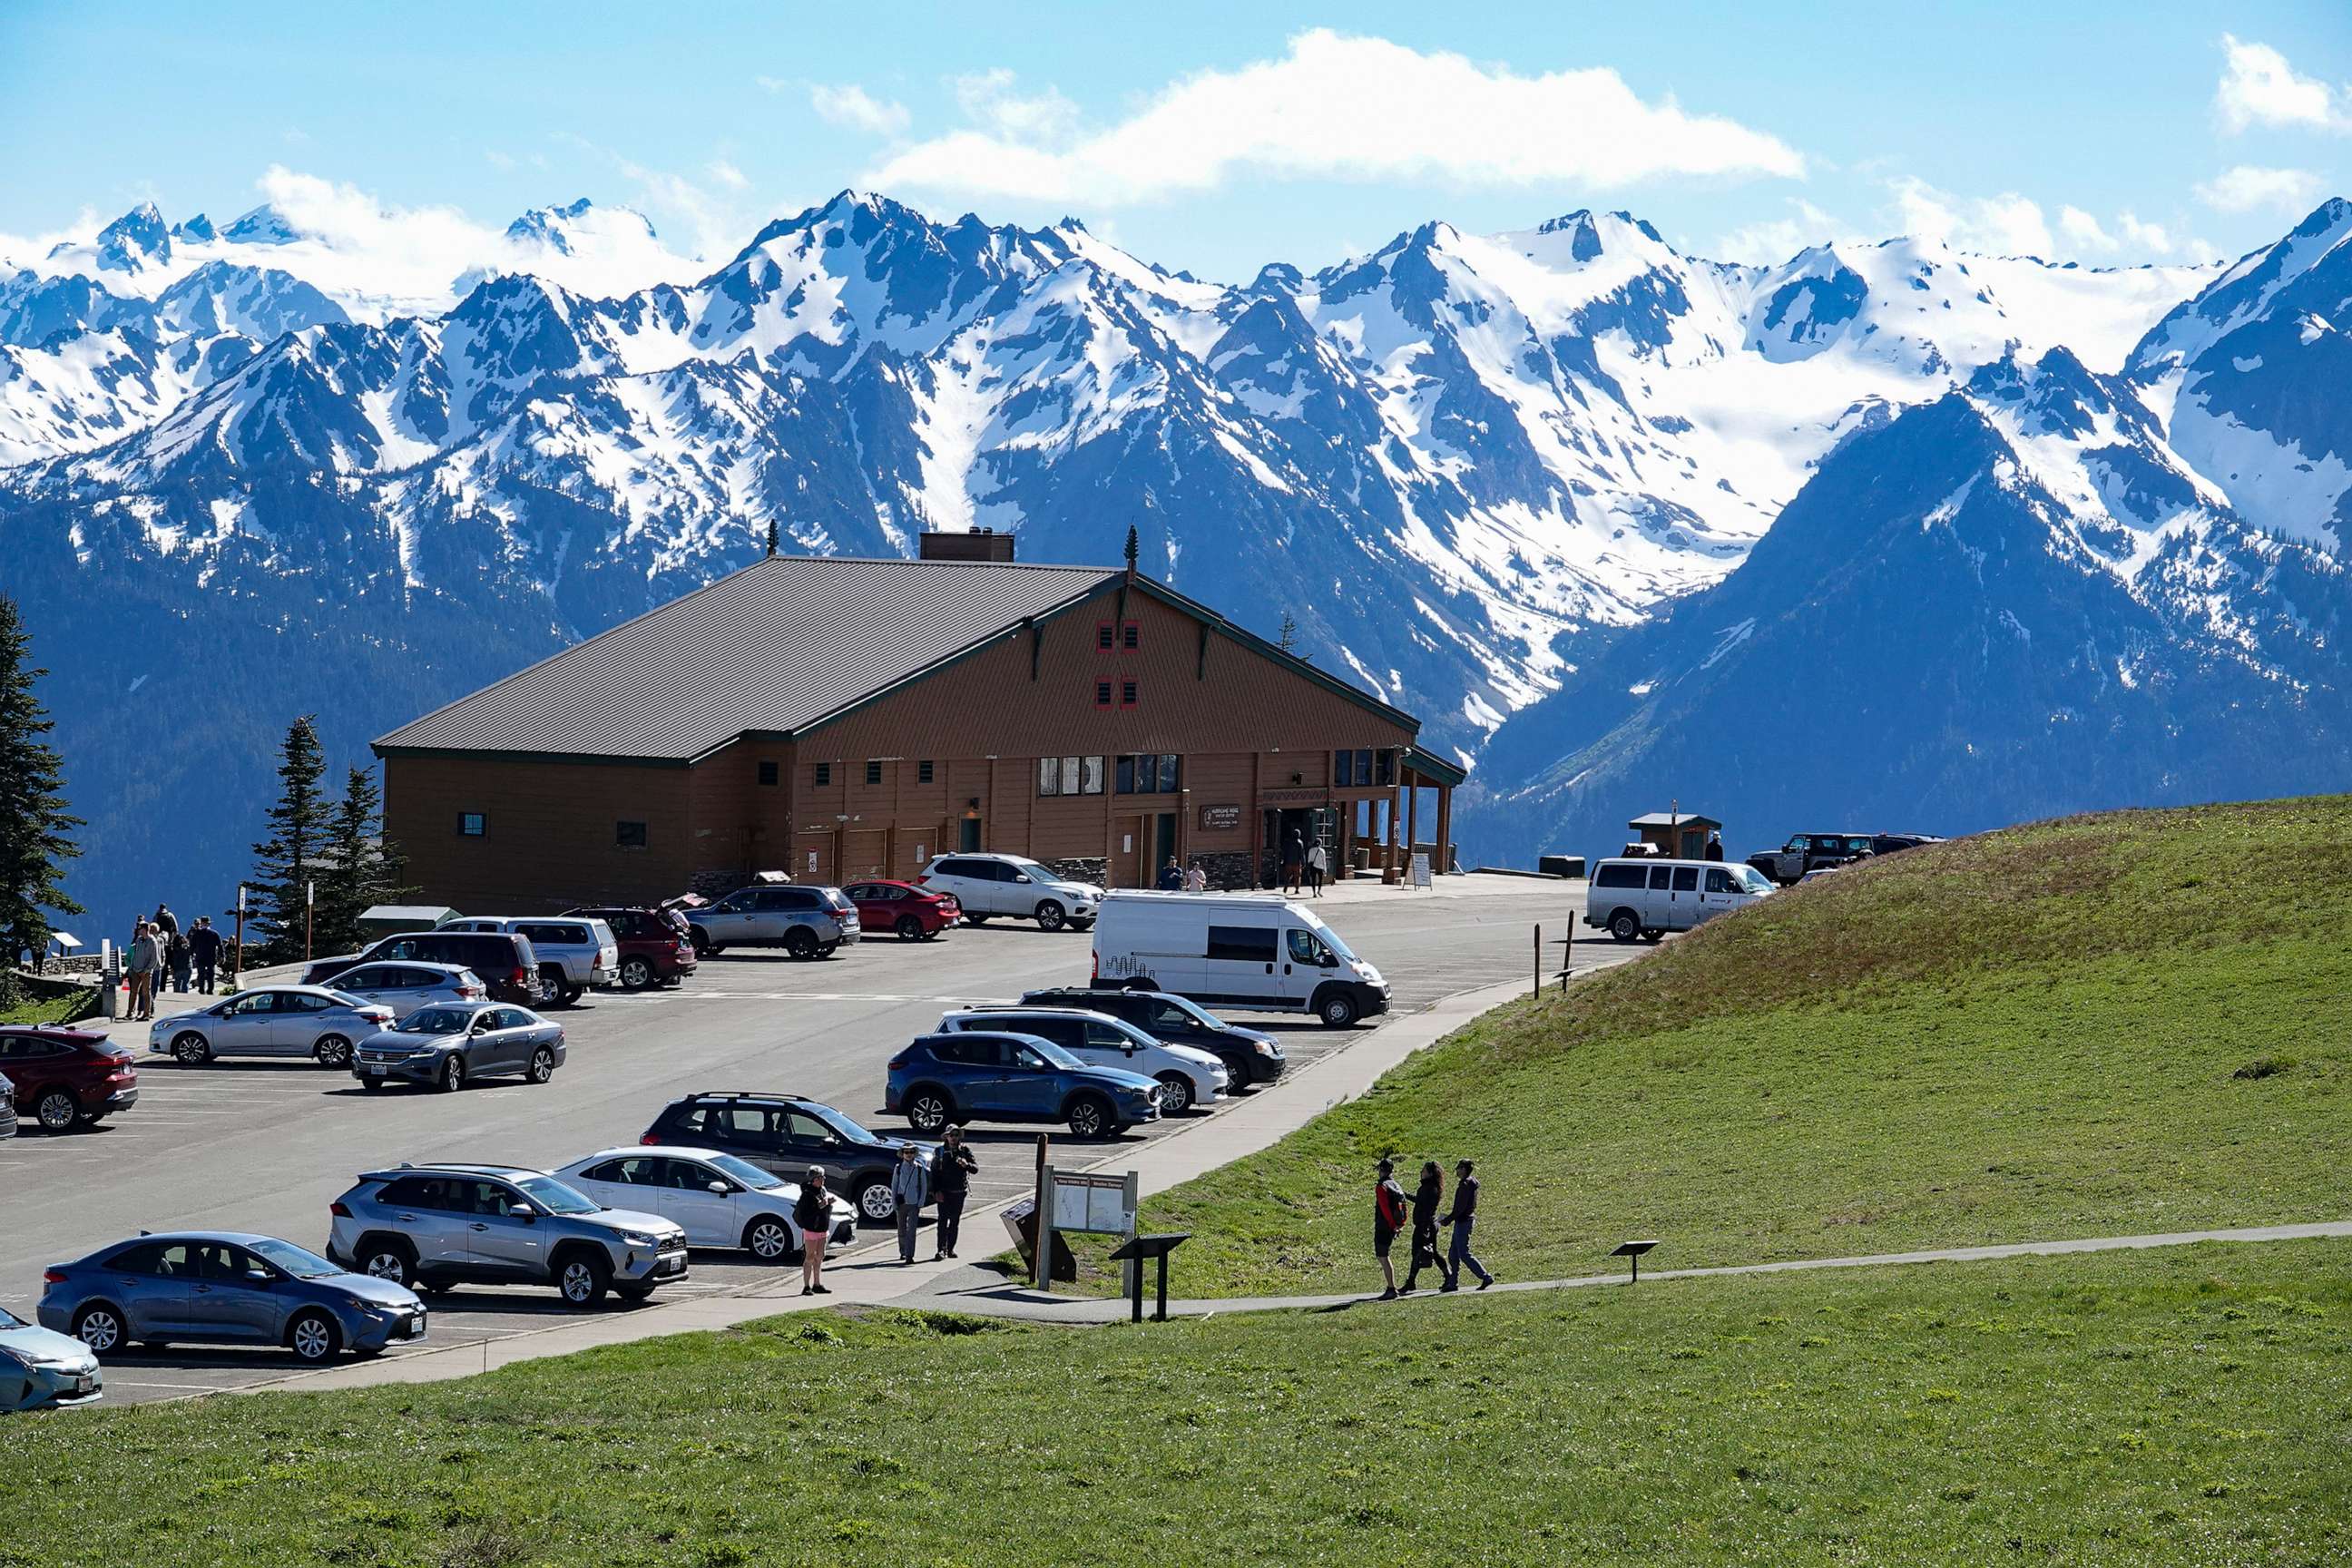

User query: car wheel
[34,1088,77,1132]
[745,1216,795,1262]
[359,1076,384,1093]
[71,1303,125,1357]
[526,1045,556,1084]
[896,915,923,942]
[359,1239,416,1286]
[783,927,818,960]
[1220,1056,1255,1090]
[436,1056,466,1093]
[314,1034,353,1070]
[905,1088,953,1135]
[965,913,989,925]
[286,1308,340,1363]
[1154,1073,1194,1114]
[560,985,585,1006]
[1066,1093,1113,1140]
[539,968,569,1004]
[1318,989,1360,1029]
[1034,900,1067,932]
[1070,920,1094,932]
[171,1032,211,1065]
[614,1282,656,1303]
[856,1179,897,1225]
[555,1250,611,1308]
[620,956,655,990]
[690,931,715,958]
[1608,908,1642,944]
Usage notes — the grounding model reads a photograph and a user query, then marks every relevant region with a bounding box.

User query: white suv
[936,1006,1228,1113]
[919,855,1102,932]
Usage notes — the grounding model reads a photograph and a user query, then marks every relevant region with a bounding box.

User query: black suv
[640,1093,912,1226]
[307,932,545,1005]
[1022,986,1287,1088]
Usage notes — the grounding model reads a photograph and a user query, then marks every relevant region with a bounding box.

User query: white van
[1090,892,1389,1028]
[1583,858,1773,943]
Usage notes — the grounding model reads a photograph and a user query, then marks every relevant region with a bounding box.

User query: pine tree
[248,717,329,963]
[0,595,83,975]
[765,519,779,558]
[1276,612,1298,654]
[314,764,408,956]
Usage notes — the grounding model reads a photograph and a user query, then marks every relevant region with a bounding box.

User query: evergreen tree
[1276,612,1298,654]
[248,717,329,963]
[314,764,408,956]
[0,595,82,974]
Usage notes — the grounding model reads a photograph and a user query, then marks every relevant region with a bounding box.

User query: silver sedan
[149,986,395,1069]
[352,1004,566,1093]
[328,961,487,1019]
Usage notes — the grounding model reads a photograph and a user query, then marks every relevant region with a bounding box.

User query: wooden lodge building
[374,534,1465,912]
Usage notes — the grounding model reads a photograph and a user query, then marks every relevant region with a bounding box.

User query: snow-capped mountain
[0,189,2343,934]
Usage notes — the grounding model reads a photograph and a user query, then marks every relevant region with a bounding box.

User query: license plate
[368,1064,387,1076]
[406,1315,427,1338]
[658,1256,685,1276]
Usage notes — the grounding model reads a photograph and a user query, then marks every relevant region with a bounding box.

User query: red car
[563,906,701,990]
[0,1026,140,1133]
[843,879,961,941]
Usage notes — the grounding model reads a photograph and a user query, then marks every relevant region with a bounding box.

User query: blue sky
[4,2,2347,280]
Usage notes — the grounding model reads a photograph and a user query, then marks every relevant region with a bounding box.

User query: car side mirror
[707,1181,729,1195]
[1014,874,1031,884]
[509,1204,536,1221]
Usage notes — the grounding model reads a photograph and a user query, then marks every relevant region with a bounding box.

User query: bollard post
[1533,924,1541,997]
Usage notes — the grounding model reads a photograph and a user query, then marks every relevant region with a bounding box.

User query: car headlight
[620,1232,657,1250]
[1252,1039,1276,1055]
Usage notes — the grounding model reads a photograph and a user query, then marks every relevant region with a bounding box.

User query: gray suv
[442,917,618,1006]
[326,1163,689,1307]
[686,885,861,960]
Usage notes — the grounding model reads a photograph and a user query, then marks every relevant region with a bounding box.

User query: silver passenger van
[1583,858,1772,943]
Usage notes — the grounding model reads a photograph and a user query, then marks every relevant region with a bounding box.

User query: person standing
[152,903,180,940]
[1439,1159,1494,1291]
[1281,827,1305,895]
[124,919,159,1021]
[793,1169,835,1295]
[1704,833,1725,863]
[1156,856,1184,891]
[1372,1157,1406,1299]
[165,924,191,995]
[889,1143,931,1264]
[929,1126,978,1259]
[188,916,222,995]
[1305,839,1328,897]
[1401,1161,1445,1293]
[1183,860,1207,894]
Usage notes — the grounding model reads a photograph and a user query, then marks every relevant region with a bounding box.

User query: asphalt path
[1,877,1618,1404]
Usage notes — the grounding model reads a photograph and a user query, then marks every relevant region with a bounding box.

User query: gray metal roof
[375,556,1119,761]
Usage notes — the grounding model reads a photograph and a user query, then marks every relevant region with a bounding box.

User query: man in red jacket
[1373,1157,1407,1300]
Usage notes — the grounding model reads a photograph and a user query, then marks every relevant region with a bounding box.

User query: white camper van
[1583,858,1773,943]
[1089,892,1389,1027]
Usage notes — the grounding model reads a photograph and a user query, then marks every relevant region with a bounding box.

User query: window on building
[615,821,648,849]
[917,760,935,784]
[457,812,486,838]
[866,760,883,786]
[1095,680,1113,708]
[1078,755,1104,794]
[1096,622,1115,650]
[1039,757,1062,796]
[1377,748,1397,787]
[1117,754,1181,794]
[1042,756,1105,796]
[757,760,779,787]
[1122,621,1140,650]
[813,762,831,787]
[1120,678,1138,708]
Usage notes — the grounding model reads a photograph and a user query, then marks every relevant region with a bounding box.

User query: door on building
[958,817,982,853]
[1153,811,1179,884]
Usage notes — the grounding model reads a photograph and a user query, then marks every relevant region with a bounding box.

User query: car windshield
[1298,913,1358,961]
[1004,858,1054,880]
[704,1152,784,1190]
[512,1174,600,1217]
[397,1007,477,1034]
[806,1103,882,1143]
[0,1305,24,1329]
[1017,1035,1085,1071]
[1734,865,1775,895]
[249,1238,343,1279]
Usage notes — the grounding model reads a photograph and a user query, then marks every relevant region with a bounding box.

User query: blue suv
[886,1031,1161,1140]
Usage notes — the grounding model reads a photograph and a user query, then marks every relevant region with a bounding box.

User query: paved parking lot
[2,876,1625,1404]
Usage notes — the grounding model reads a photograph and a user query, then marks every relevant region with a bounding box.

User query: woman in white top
[1305,842,1329,897]
[1183,862,1208,893]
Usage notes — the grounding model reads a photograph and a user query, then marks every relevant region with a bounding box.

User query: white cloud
[2216,34,2348,134]
[2059,205,2116,252]
[871,29,1804,204]
[2115,212,2174,255]
[705,158,750,191]
[2194,163,2327,214]
[0,206,101,270]
[1715,198,1843,265]
[809,83,911,138]
[1887,177,2053,256]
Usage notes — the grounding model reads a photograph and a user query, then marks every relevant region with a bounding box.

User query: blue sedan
[39,1232,428,1364]
[0,1304,102,1411]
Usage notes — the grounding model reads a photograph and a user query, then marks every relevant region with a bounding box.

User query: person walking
[1439,1159,1494,1292]
[165,924,191,995]
[1400,1161,1446,1293]
[188,916,222,995]
[1183,860,1208,893]
[929,1126,978,1259]
[889,1143,931,1264]
[793,1168,835,1295]
[1156,856,1184,891]
[1372,1157,1407,1299]
[124,919,159,1021]
[152,902,180,940]
[1281,827,1305,894]
[1305,839,1328,897]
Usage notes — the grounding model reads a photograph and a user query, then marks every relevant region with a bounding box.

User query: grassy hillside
[1119,797,2351,1298]
[2,1243,2343,1567]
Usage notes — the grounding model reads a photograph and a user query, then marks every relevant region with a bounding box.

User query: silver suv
[686,885,861,960]
[442,918,618,1006]
[326,1163,688,1307]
